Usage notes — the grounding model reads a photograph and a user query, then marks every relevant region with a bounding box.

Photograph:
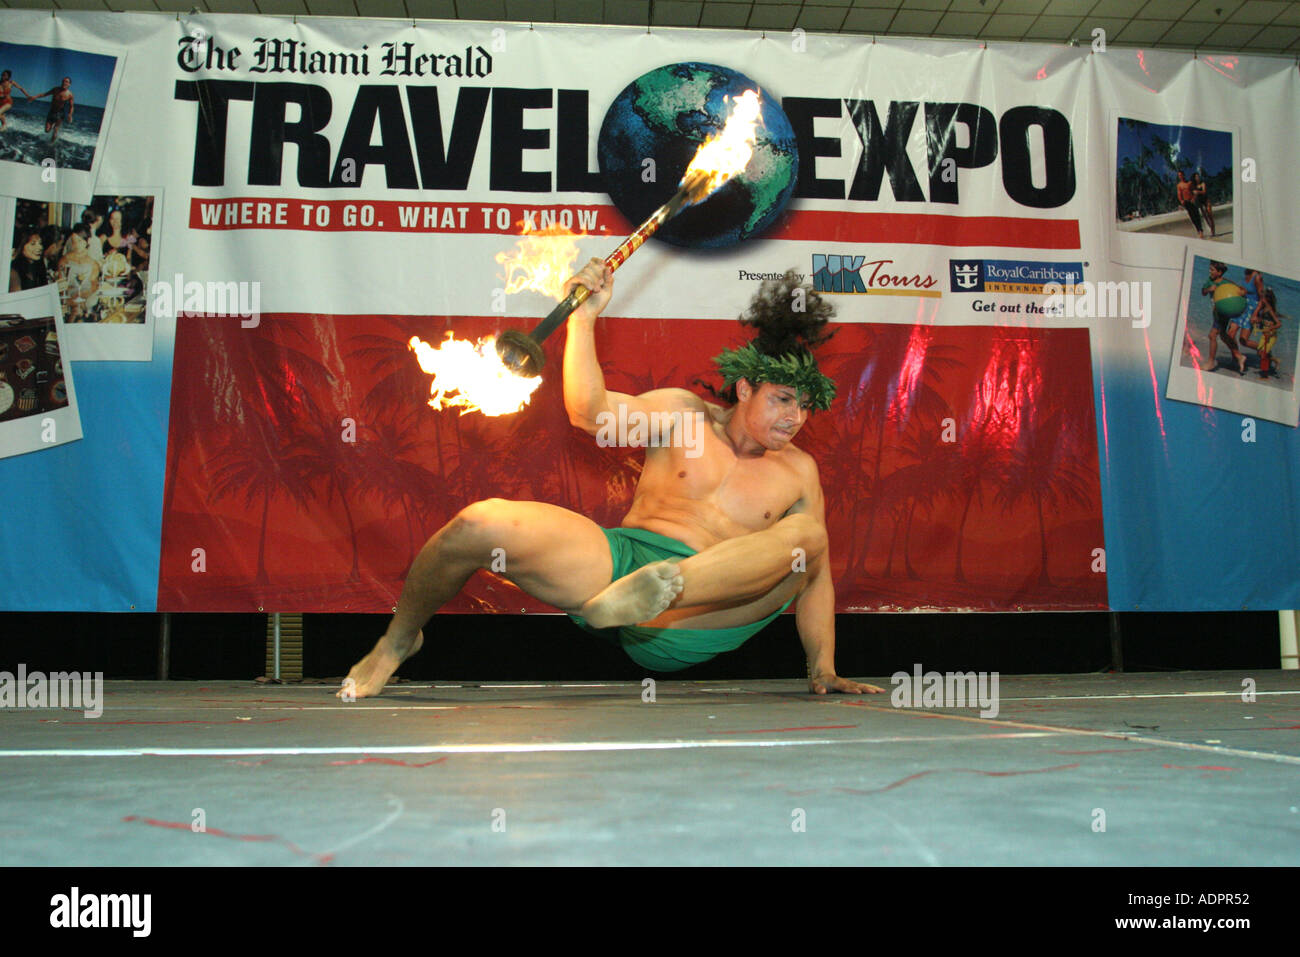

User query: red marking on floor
[1051,748,1160,755]
[328,756,449,768]
[1260,725,1300,730]
[837,763,1081,795]
[122,815,329,864]
[1162,764,1240,771]
[713,724,858,734]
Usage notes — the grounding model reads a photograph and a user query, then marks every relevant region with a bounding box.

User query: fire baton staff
[495,90,762,378]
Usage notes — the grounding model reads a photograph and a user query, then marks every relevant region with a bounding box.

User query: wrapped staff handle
[495,172,708,377]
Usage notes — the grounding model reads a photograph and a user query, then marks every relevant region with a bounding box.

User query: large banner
[1,11,1297,614]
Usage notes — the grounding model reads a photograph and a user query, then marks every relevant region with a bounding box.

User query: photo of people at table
[9,194,152,324]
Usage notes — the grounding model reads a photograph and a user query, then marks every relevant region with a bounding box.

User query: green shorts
[568,526,793,673]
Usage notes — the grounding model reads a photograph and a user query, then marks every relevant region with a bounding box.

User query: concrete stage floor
[1,671,1297,866]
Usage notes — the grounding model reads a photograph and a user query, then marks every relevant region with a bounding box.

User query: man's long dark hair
[698,269,836,404]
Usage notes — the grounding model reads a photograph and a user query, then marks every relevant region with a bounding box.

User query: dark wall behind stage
[0,611,1283,681]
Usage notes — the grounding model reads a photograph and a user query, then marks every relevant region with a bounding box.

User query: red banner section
[188,197,1079,248]
[768,211,1082,249]
[188,198,623,235]
[158,315,1105,614]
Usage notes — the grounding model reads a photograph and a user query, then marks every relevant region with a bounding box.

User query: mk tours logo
[813,255,940,297]
[950,259,1084,294]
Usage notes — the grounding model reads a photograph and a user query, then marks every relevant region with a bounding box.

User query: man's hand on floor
[809,672,884,695]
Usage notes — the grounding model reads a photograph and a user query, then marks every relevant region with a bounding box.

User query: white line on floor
[847,703,1300,767]
[15,687,1292,714]
[999,691,1300,702]
[0,731,1064,758]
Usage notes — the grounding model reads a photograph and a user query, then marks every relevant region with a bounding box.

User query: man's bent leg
[341,499,619,697]
[579,513,824,629]
[672,513,826,609]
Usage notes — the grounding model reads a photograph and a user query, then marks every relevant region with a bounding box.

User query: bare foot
[1237,353,1247,374]
[579,561,684,629]
[337,629,424,699]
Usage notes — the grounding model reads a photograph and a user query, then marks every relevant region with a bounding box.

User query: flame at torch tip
[408,333,543,417]
[682,89,763,201]
[495,222,586,301]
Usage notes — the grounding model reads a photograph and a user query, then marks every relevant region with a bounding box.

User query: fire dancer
[340,261,880,697]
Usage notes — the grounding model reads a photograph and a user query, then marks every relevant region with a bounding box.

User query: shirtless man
[31,77,74,142]
[340,261,880,698]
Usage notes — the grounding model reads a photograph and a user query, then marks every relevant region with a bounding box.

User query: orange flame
[682,89,763,200]
[494,223,585,300]
[408,333,543,417]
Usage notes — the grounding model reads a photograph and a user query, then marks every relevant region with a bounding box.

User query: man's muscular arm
[562,258,702,435]
[790,458,882,695]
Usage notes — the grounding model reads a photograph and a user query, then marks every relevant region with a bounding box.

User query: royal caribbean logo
[949,259,1084,294]
[812,255,940,297]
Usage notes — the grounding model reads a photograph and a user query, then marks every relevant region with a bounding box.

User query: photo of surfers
[9,194,152,324]
[1179,256,1296,390]
[0,314,68,424]
[0,40,118,172]
[1115,118,1233,244]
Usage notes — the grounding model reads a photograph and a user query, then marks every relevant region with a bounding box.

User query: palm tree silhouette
[348,318,454,481]
[357,416,449,568]
[797,412,866,535]
[947,415,1007,584]
[821,326,959,586]
[207,425,294,587]
[184,321,334,585]
[992,402,1095,587]
[281,417,369,582]
[895,409,961,580]
[164,319,330,524]
[446,420,513,505]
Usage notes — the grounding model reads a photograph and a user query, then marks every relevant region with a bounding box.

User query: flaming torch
[410,89,763,416]
[495,89,763,378]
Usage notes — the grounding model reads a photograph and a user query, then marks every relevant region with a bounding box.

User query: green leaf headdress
[712,343,837,411]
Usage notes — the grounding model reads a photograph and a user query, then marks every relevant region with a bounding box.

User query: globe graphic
[597,62,799,249]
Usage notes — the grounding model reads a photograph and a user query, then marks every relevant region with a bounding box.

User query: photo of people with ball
[1180,256,1294,386]
[1168,253,1299,428]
